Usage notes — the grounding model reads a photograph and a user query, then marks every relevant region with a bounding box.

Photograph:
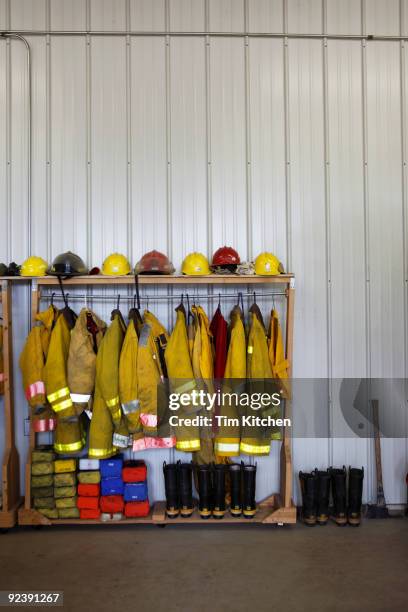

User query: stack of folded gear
[31,446,57,519]
[123,460,150,518]
[54,458,78,518]
[77,458,101,519]
[100,457,124,521]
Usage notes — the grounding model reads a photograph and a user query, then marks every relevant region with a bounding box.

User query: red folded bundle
[77,496,99,510]
[78,483,100,497]
[100,495,124,513]
[122,465,147,483]
[124,500,150,518]
[80,508,101,520]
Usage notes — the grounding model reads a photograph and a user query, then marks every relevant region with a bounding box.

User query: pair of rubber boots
[196,463,257,520]
[299,466,364,527]
[163,461,194,518]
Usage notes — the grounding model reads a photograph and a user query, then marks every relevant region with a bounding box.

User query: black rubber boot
[197,464,213,519]
[316,469,331,525]
[243,464,257,518]
[330,466,347,526]
[299,471,318,526]
[163,462,179,518]
[348,467,364,526]
[213,464,226,519]
[229,463,242,517]
[178,461,194,518]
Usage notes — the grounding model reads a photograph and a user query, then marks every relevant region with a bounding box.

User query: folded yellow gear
[38,508,59,519]
[54,473,77,487]
[32,462,53,476]
[34,497,55,509]
[54,486,76,499]
[32,448,56,463]
[54,459,77,474]
[55,496,77,509]
[32,486,53,499]
[78,471,101,484]
[58,507,80,519]
[32,474,53,488]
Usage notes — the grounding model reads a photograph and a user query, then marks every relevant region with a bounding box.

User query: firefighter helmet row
[14,247,283,278]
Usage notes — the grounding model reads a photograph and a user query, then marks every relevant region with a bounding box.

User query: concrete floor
[0,519,407,612]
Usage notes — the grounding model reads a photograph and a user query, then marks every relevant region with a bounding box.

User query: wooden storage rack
[0,280,21,529]
[16,274,295,526]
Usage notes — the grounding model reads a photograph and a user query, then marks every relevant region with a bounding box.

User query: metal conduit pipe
[1,30,408,40]
[0,33,32,256]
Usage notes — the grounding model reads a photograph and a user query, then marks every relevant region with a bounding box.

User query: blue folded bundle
[100,457,123,479]
[124,481,148,502]
[101,477,124,496]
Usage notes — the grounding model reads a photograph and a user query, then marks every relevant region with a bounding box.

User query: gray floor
[0,519,407,612]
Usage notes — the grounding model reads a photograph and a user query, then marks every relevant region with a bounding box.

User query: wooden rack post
[17,274,295,526]
[0,280,21,529]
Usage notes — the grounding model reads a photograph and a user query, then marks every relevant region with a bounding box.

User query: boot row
[163,461,257,520]
[299,466,364,527]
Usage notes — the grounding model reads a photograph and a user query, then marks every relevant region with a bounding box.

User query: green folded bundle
[34,497,55,510]
[31,474,54,488]
[55,497,77,509]
[54,472,77,487]
[32,486,54,499]
[54,486,76,499]
[38,508,59,520]
[58,507,80,519]
[78,471,101,484]
[31,462,54,476]
[32,448,56,463]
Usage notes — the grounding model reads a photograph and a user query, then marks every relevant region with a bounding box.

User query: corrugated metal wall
[1,0,408,504]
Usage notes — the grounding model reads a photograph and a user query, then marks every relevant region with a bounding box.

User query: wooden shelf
[18,507,155,526]
[3,274,294,286]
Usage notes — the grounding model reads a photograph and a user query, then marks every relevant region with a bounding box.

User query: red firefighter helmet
[211,246,241,271]
[135,250,175,275]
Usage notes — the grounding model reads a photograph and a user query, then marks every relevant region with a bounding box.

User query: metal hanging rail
[1,30,408,40]
[39,290,287,303]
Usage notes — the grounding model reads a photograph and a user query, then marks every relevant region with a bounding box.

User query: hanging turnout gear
[165,304,200,452]
[102,253,131,276]
[178,461,194,517]
[268,308,290,405]
[44,311,85,453]
[210,305,227,379]
[197,464,212,519]
[242,463,257,518]
[19,306,59,431]
[348,467,364,526]
[299,470,318,526]
[181,252,211,276]
[67,308,106,417]
[254,252,284,276]
[330,466,347,526]
[214,305,246,458]
[89,312,127,458]
[119,318,141,436]
[163,462,179,518]
[20,256,48,277]
[47,252,88,277]
[229,463,242,517]
[135,250,175,275]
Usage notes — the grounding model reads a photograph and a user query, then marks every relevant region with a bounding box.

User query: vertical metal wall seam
[399,0,408,470]
[46,0,51,260]
[125,0,132,262]
[205,0,212,258]
[361,0,373,502]
[5,0,11,262]
[86,0,92,266]
[322,1,333,463]
[165,0,172,260]
[283,0,292,272]
[244,0,252,261]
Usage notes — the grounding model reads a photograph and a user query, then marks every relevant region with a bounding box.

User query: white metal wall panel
[169,0,205,31]
[50,0,87,31]
[170,37,207,263]
[1,0,408,504]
